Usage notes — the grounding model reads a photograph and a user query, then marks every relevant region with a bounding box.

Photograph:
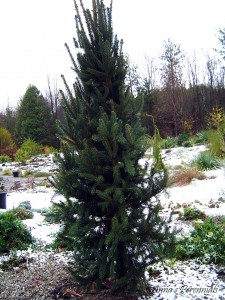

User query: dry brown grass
[168,167,206,187]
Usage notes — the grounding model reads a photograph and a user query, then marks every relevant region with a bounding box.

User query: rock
[216,267,225,275]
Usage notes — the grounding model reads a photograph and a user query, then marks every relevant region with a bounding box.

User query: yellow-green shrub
[207,129,225,157]
[2,169,12,176]
[0,128,13,150]
[208,106,225,130]
[15,139,43,162]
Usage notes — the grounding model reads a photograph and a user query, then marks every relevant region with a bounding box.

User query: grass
[33,172,51,178]
[22,170,34,177]
[168,167,206,187]
[22,171,51,178]
[191,150,222,170]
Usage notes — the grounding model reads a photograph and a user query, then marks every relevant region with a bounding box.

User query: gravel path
[0,250,224,300]
[0,251,78,300]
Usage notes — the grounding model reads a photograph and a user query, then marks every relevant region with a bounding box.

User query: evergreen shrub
[45,203,75,251]
[11,207,33,220]
[31,207,49,214]
[18,201,32,210]
[44,204,63,224]
[177,133,190,146]
[15,85,57,146]
[178,207,206,220]
[0,211,33,253]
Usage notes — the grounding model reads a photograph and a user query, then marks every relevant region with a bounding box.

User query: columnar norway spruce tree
[55,0,176,293]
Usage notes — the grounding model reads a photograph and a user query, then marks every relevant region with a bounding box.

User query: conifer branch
[74,0,85,34]
[79,0,95,45]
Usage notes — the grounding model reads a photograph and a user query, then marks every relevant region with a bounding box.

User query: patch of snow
[158,168,225,211]
[23,212,61,245]
[139,260,225,300]
[6,189,65,210]
[162,145,207,167]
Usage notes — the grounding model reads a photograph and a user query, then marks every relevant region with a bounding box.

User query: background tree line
[134,35,225,137]
[1,29,225,159]
[0,81,65,158]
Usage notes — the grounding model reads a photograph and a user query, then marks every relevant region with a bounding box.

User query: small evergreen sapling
[54,0,176,293]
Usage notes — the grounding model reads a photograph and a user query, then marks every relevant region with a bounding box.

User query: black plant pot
[13,171,19,177]
[0,192,7,209]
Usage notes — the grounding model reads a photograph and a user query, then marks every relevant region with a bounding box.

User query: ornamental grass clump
[168,167,205,187]
[191,150,221,170]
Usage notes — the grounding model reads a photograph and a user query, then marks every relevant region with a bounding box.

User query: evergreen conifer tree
[16,85,56,146]
[55,0,176,293]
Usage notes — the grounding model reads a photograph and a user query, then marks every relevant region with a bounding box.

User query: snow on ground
[141,260,225,300]
[6,187,63,210]
[23,212,61,245]
[2,187,65,245]
[161,145,208,167]
[141,145,225,215]
[2,145,225,248]
[158,146,225,216]
[1,145,225,299]
[158,168,225,212]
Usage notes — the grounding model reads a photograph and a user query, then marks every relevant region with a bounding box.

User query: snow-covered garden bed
[0,146,225,299]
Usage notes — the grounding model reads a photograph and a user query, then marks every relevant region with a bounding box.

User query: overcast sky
[0,0,225,109]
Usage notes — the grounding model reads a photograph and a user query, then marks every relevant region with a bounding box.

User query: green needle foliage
[54,0,176,294]
[15,85,56,147]
[0,211,33,254]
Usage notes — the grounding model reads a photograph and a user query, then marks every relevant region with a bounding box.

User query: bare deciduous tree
[46,76,60,121]
[160,39,185,136]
